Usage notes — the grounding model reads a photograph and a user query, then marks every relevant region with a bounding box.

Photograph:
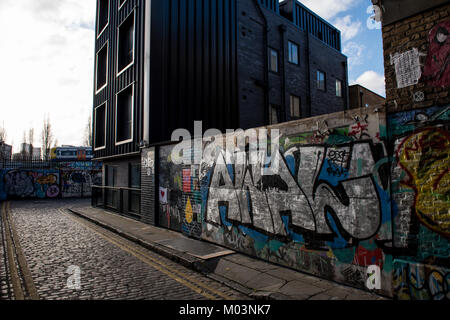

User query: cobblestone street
[0,200,248,300]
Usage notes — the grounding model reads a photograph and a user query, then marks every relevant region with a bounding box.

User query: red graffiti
[182,169,191,193]
[349,122,369,138]
[422,20,450,87]
[353,245,384,268]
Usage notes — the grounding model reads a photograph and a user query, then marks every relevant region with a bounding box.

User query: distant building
[349,84,386,109]
[0,142,12,160]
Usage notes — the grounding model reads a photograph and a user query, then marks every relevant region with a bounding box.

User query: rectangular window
[317,70,326,91]
[270,105,279,125]
[105,165,117,187]
[94,103,107,150]
[269,48,278,73]
[97,0,109,37]
[336,79,343,97]
[115,84,134,145]
[129,163,141,188]
[95,42,108,93]
[290,95,301,119]
[117,11,135,75]
[288,41,299,65]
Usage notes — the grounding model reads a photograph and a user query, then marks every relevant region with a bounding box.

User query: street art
[388,105,449,300]
[0,168,102,200]
[60,170,102,198]
[156,105,449,299]
[184,111,394,295]
[422,20,450,87]
[393,260,449,300]
[396,128,449,237]
[2,170,60,199]
[390,48,423,89]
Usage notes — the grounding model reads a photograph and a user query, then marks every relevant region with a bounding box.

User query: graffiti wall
[0,167,102,200]
[1,170,60,199]
[388,105,449,300]
[158,106,396,295]
[60,169,102,198]
[159,146,203,238]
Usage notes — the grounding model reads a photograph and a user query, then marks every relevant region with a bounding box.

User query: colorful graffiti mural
[393,260,449,300]
[422,20,450,87]
[155,104,449,299]
[388,105,449,300]
[2,170,60,199]
[0,167,102,200]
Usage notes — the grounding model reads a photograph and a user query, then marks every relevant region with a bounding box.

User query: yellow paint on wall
[185,197,193,224]
[397,128,450,237]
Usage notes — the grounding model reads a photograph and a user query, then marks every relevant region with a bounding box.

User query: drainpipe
[279,24,287,122]
[252,0,270,125]
[142,0,151,147]
[343,61,349,110]
[306,32,312,117]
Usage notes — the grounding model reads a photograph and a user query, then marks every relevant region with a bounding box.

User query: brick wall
[382,3,450,113]
[380,1,449,300]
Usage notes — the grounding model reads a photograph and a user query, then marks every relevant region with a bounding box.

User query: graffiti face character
[422,21,450,87]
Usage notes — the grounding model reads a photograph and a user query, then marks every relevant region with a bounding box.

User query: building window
[290,95,301,119]
[95,42,108,93]
[288,41,299,65]
[105,165,117,187]
[97,0,109,37]
[118,0,127,10]
[317,70,326,91]
[269,48,278,73]
[336,79,343,97]
[129,163,141,188]
[117,12,135,75]
[115,84,134,145]
[94,103,107,150]
[270,105,279,125]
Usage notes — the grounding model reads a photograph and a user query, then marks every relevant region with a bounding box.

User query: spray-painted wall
[388,105,449,300]
[0,167,102,200]
[159,106,396,296]
[157,104,449,298]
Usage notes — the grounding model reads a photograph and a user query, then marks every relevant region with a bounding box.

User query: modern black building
[92,0,348,218]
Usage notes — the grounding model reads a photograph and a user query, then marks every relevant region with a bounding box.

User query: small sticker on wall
[159,187,168,204]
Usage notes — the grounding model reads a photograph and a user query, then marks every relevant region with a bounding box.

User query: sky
[0,0,384,152]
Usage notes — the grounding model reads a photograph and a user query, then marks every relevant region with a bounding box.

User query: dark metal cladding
[148,0,239,144]
[93,0,145,160]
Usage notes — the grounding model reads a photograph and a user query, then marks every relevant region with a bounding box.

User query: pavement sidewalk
[67,202,387,300]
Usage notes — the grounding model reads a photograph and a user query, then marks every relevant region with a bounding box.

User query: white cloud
[352,71,386,97]
[297,0,361,20]
[0,0,95,152]
[333,15,362,41]
[343,42,365,70]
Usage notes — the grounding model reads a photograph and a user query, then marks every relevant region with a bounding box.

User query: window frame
[317,70,326,91]
[116,10,136,77]
[96,0,110,39]
[115,82,135,146]
[118,0,128,10]
[288,41,299,65]
[270,105,279,125]
[95,41,109,94]
[290,95,301,119]
[268,48,279,73]
[336,79,343,97]
[94,102,107,151]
